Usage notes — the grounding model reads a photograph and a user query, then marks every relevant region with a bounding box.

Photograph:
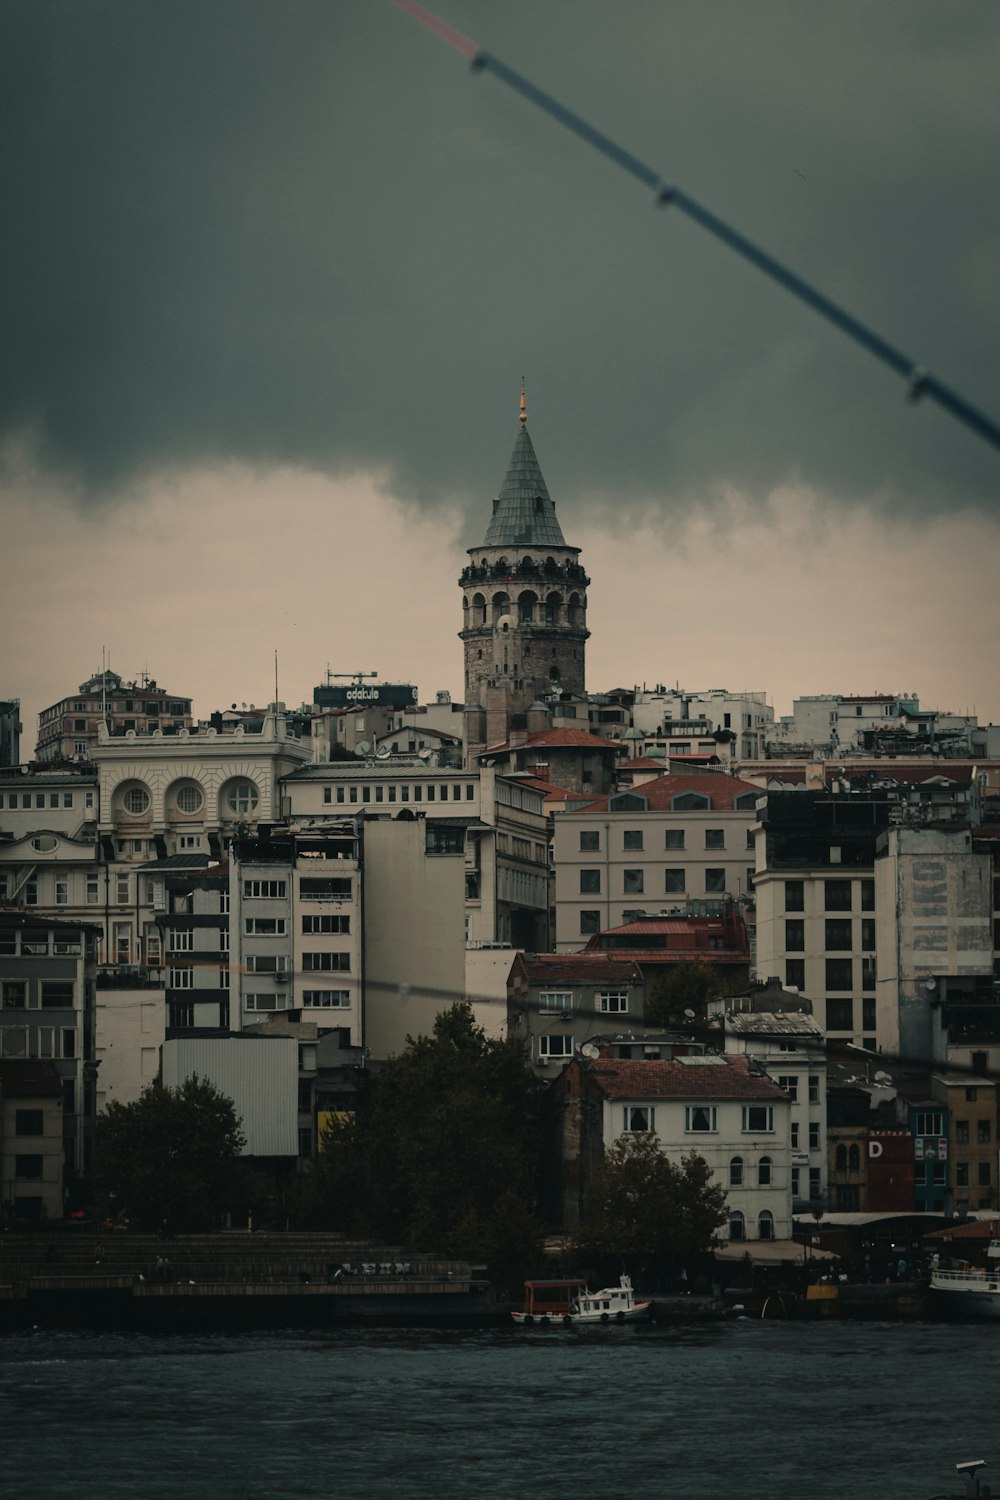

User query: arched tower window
[518,590,537,623]
[472,593,487,627]
[544,591,563,625]
[492,592,510,624]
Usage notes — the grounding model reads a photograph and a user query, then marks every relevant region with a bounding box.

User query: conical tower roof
[482,423,568,548]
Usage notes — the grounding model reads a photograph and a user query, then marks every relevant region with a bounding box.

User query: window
[1,1028,27,1057]
[302,952,350,972]
[825,880,852,911]
[978,1120,992,1144]
[742,1106,774,1133]
[808,1075,820,1103]
[791,1168,801,1199]
[956,1120,970,1144]
[685,1105,717,1133]
[25,880,38,906]
[15,1155,43,1180]
[860,957,877,992]
[965,1087,978,1103]
[124,786,150,815]
[169,967,194,988]
[15,1110,44,1136]
[825,919,853,951]
[860,919,876,952]
[302,991,351,1008]
[623,830,644,851]
[61,1029,76,1058]
[580,911,601,935]
[979,1162,992,1187]
[624,1106,654,1132]
[580,870,601,894]
[758,1156,773,1187]
[244,993,282,1011]
[665,829,685,850]
[705,869,726,894]
[299,877,350,901]
[226,782,259,814]
[665,869,686,894]
[2,982,27,1009]
[538,1035,574,1059]
[301,915,349,934]
[729,1155,744,1186]
[809,1122,820,1149]
[426,825,464,855]
[826,998,853,1031]
[246,917,288,936]
[705,829,725,850]
[623,869,644,895]
[746,829,756,850]
[915,1111,943,1136]
[956,1162,969,1189]
[729,1210,746,1242]
[809,1167,822,1200]
[176,785,203,814]
[246,954,288,974]
[848,1144,860,1171]
[777,1075,798,1102]
[599,991,628,1014]
[785,920,805,951]
[860,879,875,911]
[757,1210,775,1241]
[826,959,853,991]
[786,960,805,990]
[41,983,74,1009]
[539,992,573,1014]
[784,880,805,912]
[579,830,600,851]
[86,876,99,905]
[169,1003,194,1029]
[55,880,68,906]
[116,875,130,905]
[672,792,710,811]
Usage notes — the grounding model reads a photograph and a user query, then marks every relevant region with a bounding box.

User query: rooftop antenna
[274,648,279,711]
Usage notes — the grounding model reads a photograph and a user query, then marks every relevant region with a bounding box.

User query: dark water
[1,1321,994,1500]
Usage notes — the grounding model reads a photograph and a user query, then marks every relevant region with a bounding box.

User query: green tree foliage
[315,1002,544,1267]
[574,1133,728,1261]
[644,958,726,1029]
[96,1076,247,1231]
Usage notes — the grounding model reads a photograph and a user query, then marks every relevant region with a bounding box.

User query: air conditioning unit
[274,972,289,984]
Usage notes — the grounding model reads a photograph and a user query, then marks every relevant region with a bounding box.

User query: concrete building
[767,691,979,759]
[0,700,22,768]
[0,911,100,1185]
[507,952,647,1074]
[460,388,590,766]
[632,687,773,761]
[552,772,760,949]
[548,1053,792,1240]
[94,971,165,1112]
[0,1059,65,1220]
[161,1034,299,1158]
[36,670,193,762]
[281,761,549,949]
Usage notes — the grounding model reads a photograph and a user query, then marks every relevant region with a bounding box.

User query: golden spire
[519,377,527,425]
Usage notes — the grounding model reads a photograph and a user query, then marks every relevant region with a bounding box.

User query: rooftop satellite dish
[376,744,391,760]
[580,1042,600,1060]
[355,741,371,757]
[684,1008,697,1020]
[925,978,937,992]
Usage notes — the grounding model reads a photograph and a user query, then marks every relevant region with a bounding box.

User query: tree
[315,1002,544,1265]
[96,1076,247,1231]
[644,959,725,1029]
[574,1133,727,1263]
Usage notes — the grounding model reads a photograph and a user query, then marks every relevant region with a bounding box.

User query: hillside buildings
[36,670,193,762]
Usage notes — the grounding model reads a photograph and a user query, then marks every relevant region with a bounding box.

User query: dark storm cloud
[2,0,998,534]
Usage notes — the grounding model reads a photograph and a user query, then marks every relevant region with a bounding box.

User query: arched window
[729,1155,744,1186]
[225,781,259,815]
[518,590,537,623]
[758,1210,775,1241]
[544,590,563,625]
[734,792,760,810]
[122,784,151,816]
[492,592,510,623]
[472,593,487,627]
[729,1210,746,1242]
[835,1144,847,1171]
[848,1144,861,1172]
[758,1155,773,1186]
[671,791,711,811]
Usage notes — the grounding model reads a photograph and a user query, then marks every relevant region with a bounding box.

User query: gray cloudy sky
[3,2,999,736]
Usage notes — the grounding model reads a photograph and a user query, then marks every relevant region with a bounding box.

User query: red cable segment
[388,0,479,59]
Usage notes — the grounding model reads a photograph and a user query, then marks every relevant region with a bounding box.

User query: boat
[929,1240,1000,1320]
[512,1273,653,1326]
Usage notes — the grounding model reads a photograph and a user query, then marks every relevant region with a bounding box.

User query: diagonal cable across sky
[390,0,1000,456]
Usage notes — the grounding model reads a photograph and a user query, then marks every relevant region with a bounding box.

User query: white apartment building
[632,688,774,760]
[552,773,760,949]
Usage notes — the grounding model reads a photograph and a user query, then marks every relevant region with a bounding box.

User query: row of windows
[956,1119,992,1144]
[243,989,352,1011]
[323,783,475,806]
[579,827,746,853]
[537,991,628,1014]
[615,1104,778,1133]
[955,1161,993,1187]
[2,981,77,1009]
[783,954,877,993]
[0,790,84,810]
[0,930,84,957]
[242,876,354,903]
[783,919,876,952]
[579,868,740,896]
[825,997,878,1031]
[791,1121,822,1151]
[729,1210,776,1241]
[774,1074,822,1104]
[0,1025,77,1059]
[784,879,875,913]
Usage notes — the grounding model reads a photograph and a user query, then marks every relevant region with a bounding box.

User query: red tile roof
[523,954,644,986]
[480,728,624,756]
[572,771,761,813]
[589,1054,788,1101]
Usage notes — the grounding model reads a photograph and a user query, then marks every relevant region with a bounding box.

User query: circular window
[124,786,150,815]
[176,785,203,814]
[227,782,259,814]
[31,835,58,853]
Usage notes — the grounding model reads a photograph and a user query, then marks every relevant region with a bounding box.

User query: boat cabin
[519,1279,588,1317]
